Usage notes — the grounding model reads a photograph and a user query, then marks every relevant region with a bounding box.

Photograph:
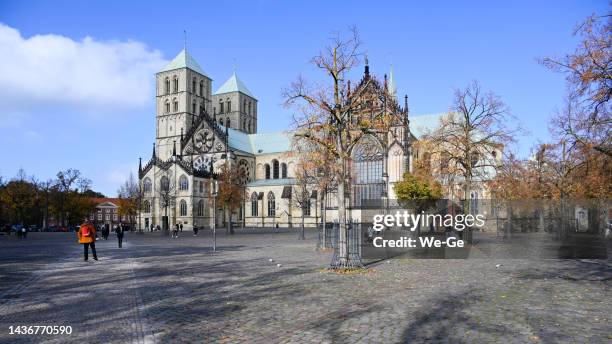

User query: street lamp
[212,179,218,252]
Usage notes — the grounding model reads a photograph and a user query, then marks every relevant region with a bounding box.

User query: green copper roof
[159,49,208,77]
[225,126,292,155]
[214,72,255,98]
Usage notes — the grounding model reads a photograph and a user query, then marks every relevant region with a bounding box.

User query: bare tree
[542,14,611,157]
[283,28,403,268]
[423,81,521,209]
[156,173,176,233]
[118,173,142,232]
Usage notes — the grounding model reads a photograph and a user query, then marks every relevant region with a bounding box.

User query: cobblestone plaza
[0,231,610,343]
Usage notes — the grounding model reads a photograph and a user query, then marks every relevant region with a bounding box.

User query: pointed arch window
[165,101,170,114]
[173,98,178,112]
[164,78,170,94]
[160,176,170,192]
[265,164,271,179]
[180,200,187,216]
[281,163,287,178]
[248,102,251,115]
[267,192,276,217]
[272,160,279,179]
[251,192,258,216]
[173,76,179,92]
[199,81,204,96]
[179,175,189,190]
[143,178,152,194]
[219,99,224,114]
[242,118,246,130]
[197,200,204,216]
[143,200,151,213]
[192,78,197,94]
[192,100,197,114]
[226,99,231,113]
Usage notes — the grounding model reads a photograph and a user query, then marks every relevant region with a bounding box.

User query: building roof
[91,198,120,207]
[214,72,255,98]
[224,126,292,155]
[224,113,445,155]
[159,49,208,77]
[246,178,296,187]
[409,113,446,138]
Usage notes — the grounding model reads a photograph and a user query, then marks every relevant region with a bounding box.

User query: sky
[0,0,607,196]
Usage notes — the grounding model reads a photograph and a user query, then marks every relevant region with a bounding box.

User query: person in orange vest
[78,220,98,261]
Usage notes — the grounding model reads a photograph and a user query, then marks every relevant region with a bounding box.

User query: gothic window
[173,98,178,112]
[143,200,151,213]
[272,160,279,179]
[248,102,251,115]
[281,163,287,178]
[243,99,246,113]
[192,101,196,114]
[267,192,276,217]
[199,180,203,193]
[251,192,258,216]
[199,81,204,96]
[265,164,270,179]
[179,175,189,190]
[226,118,231,128]
[352,135,384,206]
[220,118,224,126]
[247,120,251,132]
[164,78,170,94]
[160,176,170,192]
[165,101,170,114]
[242,118,246,130]
[197,200,204,216]
[219,100,224,114]
[180,200,187,216]
[173,76,178,92]
[226,99,231,112]
[192,78,196,94]
[143,178,152,194]
[303,199,311,216]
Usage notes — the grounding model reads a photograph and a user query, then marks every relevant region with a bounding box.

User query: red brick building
[88,198,133,230]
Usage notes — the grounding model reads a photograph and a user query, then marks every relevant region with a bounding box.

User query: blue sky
[0,0,607,196]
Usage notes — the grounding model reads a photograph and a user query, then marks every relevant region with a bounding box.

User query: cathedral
[137,49,451,231]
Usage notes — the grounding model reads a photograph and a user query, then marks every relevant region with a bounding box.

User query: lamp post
[212,179,218,252]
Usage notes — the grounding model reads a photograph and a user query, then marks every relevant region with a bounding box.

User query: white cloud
[0,23,167,117]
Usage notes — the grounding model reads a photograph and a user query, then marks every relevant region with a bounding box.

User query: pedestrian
[172,223,179,238]
[193,225,198,236]
[22,226,27,239]
[78,220,98,261]
[150,224,154,232]
[115,224,124,248]
[179,223,183,232]
[156,224,161,232]
[103,224,110,240]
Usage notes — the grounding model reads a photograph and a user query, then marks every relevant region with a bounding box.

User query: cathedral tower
[212,72,258,134]
[156,49,212,160]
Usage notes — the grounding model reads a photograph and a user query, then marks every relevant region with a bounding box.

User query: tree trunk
[299,214,305,240]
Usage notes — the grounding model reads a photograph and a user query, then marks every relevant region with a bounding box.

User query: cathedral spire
[364,54,370,77]
[388,64,397,100]
[138,157,142,174]
[172,140,176,157]
[152,143,156,159]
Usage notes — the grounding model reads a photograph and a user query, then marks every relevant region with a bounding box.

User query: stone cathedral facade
[137,49,458,231]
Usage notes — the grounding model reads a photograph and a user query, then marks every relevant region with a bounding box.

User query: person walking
[172,223,179,239]
[115,224,124,248]
[78,220,98,261]
[193,225,198,236]
[179,223,183,232]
